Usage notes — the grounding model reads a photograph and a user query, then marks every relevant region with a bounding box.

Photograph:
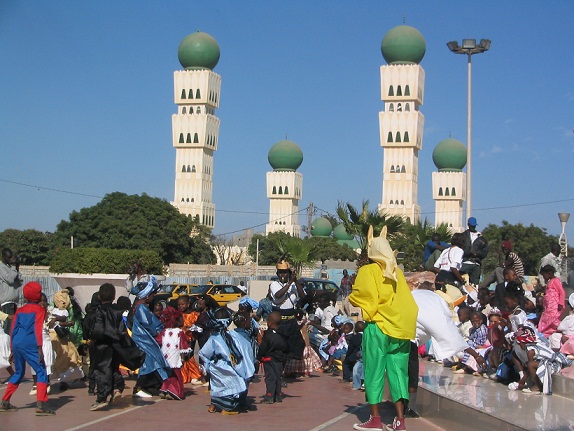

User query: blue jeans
[352,359,363,389]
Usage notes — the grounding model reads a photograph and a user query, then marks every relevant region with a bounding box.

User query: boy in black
[86,283,125,411]
[342,320,364,383]
[257,311,289,404]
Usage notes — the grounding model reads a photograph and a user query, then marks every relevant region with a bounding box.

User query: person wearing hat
[268,260,306,317]
[460,217,489,286]
[0,282,55,415]
[128,275,171,397]
[478,240,524,289]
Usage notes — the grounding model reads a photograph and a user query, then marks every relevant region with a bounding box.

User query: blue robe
[131,303,170,380]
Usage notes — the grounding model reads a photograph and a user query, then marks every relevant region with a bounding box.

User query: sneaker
[0,400,18,412]
[385,417,406,431]
[133,390,152,398]
[405,408,420,418]
[35,402,56,416]
[110,389,122,403]
[353,415,383,430]
[261,394,274,404]
[89,401,109,411]
[29,386,37,395]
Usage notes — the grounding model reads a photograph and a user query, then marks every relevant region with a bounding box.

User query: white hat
[569,292,574,309]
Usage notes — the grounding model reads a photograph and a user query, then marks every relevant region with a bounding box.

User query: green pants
[363,322,410,404]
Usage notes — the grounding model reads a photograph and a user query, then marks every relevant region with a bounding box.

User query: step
[416,361,574,431]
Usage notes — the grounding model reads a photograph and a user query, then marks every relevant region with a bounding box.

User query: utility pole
[307,202,314,238]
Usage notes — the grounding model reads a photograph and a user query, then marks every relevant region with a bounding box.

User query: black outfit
[258,328,289,402]
[460,231,489,285]
[88,303,126,403]
[342,332,362,381]
[493,281,509,313]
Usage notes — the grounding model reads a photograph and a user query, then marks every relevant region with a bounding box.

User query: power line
[0,178,103,199]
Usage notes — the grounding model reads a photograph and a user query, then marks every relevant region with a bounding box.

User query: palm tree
[273,235,315,277]
[336,200,404,267]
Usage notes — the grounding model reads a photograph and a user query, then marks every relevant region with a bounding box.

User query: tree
[247,231,293,266]
[274,235,315,277]
[481,221,561,275]
[308,236,357,263]
[390,219,453,272]
[336,200,404,267]
[0,229,53,265]
[51,192,215,265]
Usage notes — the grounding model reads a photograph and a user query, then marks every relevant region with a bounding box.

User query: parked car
[299,278,340,304]
[156,283,246,308]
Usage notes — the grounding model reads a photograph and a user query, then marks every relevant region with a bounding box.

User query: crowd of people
[1,228,573,431]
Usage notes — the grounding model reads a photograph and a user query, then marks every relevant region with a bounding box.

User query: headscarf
[366,225,397,282]
[130,275,159,299]
[239,297,259,310]
[207,307,243,366]
[569,292,574,309]
[23,281,42,303]
[54,290,71,310]
[160,306,182,329]
[515,326,537,344]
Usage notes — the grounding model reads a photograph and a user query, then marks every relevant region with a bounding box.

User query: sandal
[208,404,217,413]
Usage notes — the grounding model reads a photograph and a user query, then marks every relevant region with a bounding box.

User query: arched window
[191,165,196,173]
[278,186,283,194]
[285,186,289,194]
[395,132,401,142]
[388,86,394,96]
[186,133,192,143]
[404,131,410,142]
[181,198,184,202]
[389,103,394,112]
[179,133,184,144]
[397,85,402,96]
[196,107,201,114]
[186,198,189,202]
[191,198,194,202]
[390,165,395,173]
[445,188,450,196]
[400,200,404,205]
[196,89,201,99]
[181,165,186,172]
[181,89,186,99]
[182,107,186,114]
[387,132,393,142]
[389,200,393,205]
[395,200,399,205]
[188,89,194,99]
[405,103,410,112]
[272,186,277,194]
[405,85,410,96]
[186,165,191,172]
[397,103,402,112]
[451,187,456,196]
[193,133,199,143]
[439,187,443,196]
[401,165,406,173]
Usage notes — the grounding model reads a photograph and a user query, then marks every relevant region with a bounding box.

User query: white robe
[412,289,469,360]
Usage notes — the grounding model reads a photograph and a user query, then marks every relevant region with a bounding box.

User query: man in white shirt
[268,260,306,317]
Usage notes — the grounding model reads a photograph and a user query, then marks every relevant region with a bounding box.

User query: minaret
[265,140,303,237]
[171,31,221,229]
[432,138,467,232]
[377,25,426,223]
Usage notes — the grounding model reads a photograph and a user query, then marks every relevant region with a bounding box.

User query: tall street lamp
[558,212,570,281]
[447,38,491,220]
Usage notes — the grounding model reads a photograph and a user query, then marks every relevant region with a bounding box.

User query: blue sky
[1,1,573,243]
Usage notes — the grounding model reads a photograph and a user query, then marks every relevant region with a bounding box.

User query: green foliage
[247,232,293,266]
[390,219,453,272]
[481,221,559,275]
[0,229,53,265]
[274,235,315,277]
[308,237,357,263]
[336,200,404,266]
[51,192,215,265]
[50,248,163,274]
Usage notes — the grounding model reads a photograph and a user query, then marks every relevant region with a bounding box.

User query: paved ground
[0,368,446,431]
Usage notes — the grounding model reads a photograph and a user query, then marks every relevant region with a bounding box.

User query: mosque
[170,26,467,237]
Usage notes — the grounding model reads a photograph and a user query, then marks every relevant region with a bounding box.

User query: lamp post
[447,39,491,220]
[558,212,570,281]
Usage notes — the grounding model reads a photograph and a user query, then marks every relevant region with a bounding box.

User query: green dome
[432,138,467,172]
[178,31,220,70]
[268,140,303,171]
[333,224,354,241]
[381,25,426,65]
[311,217,333,237]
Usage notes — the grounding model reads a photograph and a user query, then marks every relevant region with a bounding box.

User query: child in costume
[350,226,418,431]
[0,282,55,415]
[177,295,204,385]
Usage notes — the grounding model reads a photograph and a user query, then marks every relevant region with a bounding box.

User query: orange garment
[181,311,202,382]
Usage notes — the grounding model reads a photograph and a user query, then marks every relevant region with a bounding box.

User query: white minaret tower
[171,31,221,229]
[265,140,303,237]
[432,138,467,232]
[378,25,426,223]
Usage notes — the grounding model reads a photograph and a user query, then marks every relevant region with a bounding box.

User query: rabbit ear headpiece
[367,225,398,282]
